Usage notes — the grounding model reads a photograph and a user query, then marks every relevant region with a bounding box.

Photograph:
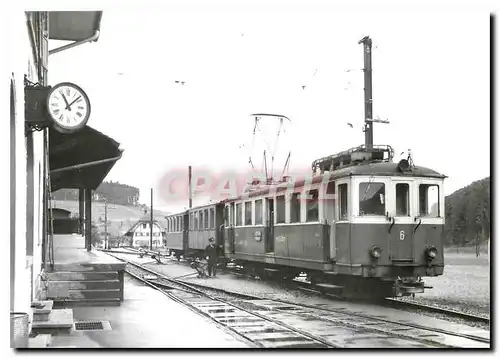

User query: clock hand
[67,95,82,109]
[61,93,71,111]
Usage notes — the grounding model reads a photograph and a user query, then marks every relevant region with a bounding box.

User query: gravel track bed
[110,249,490,331]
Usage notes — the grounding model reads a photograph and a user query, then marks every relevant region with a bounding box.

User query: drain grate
[74,320,112,331]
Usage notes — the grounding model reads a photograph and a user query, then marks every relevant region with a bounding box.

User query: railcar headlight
[426,246,438,260]
[370,246,382,259]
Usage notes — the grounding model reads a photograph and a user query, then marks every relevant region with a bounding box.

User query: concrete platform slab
[52,235,125,271]
[47,274,250,348]
[32,309,74,329]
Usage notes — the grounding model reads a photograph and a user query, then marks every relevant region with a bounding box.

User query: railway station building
[9,11,124,345]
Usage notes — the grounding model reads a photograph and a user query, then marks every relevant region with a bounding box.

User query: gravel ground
[396,252,490,320]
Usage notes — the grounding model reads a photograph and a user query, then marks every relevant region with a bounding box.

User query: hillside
[52,200,169,237]
[52,181,140,206]
[444,177,490,247]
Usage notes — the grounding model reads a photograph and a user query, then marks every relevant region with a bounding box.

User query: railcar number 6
[400,230,405,241]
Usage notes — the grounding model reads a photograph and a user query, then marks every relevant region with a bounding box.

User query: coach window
[255,199,263,225]
[210,208,215,229]
[396,183,410,216]
[194,211,199,231]
[224,206,229,226]
[306,189,319,222]
[339,184,348,220]
[290,193,301,223]
[204,209,209,229]
[245,202,252,225]
[180,217,183,231]
[200,211,205,230]
[419,184,440,217]
[276,196,286,224]
[359,182,385,216]
[231,203,235,226]
[236,203,242,226]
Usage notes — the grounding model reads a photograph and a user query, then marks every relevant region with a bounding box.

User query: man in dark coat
[205,237,218,277]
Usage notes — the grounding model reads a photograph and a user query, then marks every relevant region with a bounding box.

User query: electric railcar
[165,145,445,298]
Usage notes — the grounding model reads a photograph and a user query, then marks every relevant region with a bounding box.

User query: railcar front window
[245,202,252,225]
[419,184,440,217]
[396,184,410,216]
[276,196,286,223]
[306,189,319,222]
[290,193,301,223]
[359,182,385,216]
[255,199,263,225]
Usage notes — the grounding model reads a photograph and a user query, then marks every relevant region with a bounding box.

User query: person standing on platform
[205,237,218,277]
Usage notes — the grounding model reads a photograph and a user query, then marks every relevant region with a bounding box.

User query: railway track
[109,248,490,326]
[102,249,489,348]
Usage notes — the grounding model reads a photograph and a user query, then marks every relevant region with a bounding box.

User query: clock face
[46,82,91,133]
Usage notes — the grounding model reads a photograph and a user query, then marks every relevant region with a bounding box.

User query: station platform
[51,234,124,271]
[47,273,250,348]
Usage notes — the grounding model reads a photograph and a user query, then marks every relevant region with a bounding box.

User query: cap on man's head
[209,237,215,242]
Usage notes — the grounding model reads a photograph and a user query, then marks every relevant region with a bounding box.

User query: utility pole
[104,199,108,249]
[188,166,193,209]
[150,188,153,250]
[359,36,374,150]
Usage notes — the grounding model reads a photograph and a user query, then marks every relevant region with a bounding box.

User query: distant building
[124,216,165,248]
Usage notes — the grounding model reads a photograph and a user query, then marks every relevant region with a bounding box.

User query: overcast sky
[47,7,490,213]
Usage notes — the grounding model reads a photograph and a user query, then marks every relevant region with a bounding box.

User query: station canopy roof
[48,11,103,41]
[49,126,123,192]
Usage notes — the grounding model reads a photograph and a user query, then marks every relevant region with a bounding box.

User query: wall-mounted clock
[46,82,91,133]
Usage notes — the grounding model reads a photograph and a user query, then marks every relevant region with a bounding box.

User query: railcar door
[183,213,189,251]
[265,198,274,253]
[224,205,235,254]
[389,181,414,261]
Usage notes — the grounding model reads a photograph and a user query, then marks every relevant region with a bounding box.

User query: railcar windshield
[396,183,410,216]
[419,184,440,217]
[359,182,385,216]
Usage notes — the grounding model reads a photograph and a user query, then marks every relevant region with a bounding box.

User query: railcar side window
[224,206,229,226]
[194,211,199,231]
[359,182,385,216]
[306,189,319,222]
[231,203,235,226]
[276,196,286,224]
[396,183,410,216]
[204,209,209,229]
[255,199,263,225]
[180,217,183,231]
[419,184,440,217]
[236,203,242,226]
[290,193,301,223]
[210,208,215,229]
[339,184,348,220]
[245,202,252,225]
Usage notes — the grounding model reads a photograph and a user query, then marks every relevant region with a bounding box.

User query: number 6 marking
[400,230,405,241]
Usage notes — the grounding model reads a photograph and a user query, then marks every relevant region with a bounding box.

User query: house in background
[124,216,166,248]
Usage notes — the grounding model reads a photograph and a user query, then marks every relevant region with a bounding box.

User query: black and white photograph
[5,0,493,350]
